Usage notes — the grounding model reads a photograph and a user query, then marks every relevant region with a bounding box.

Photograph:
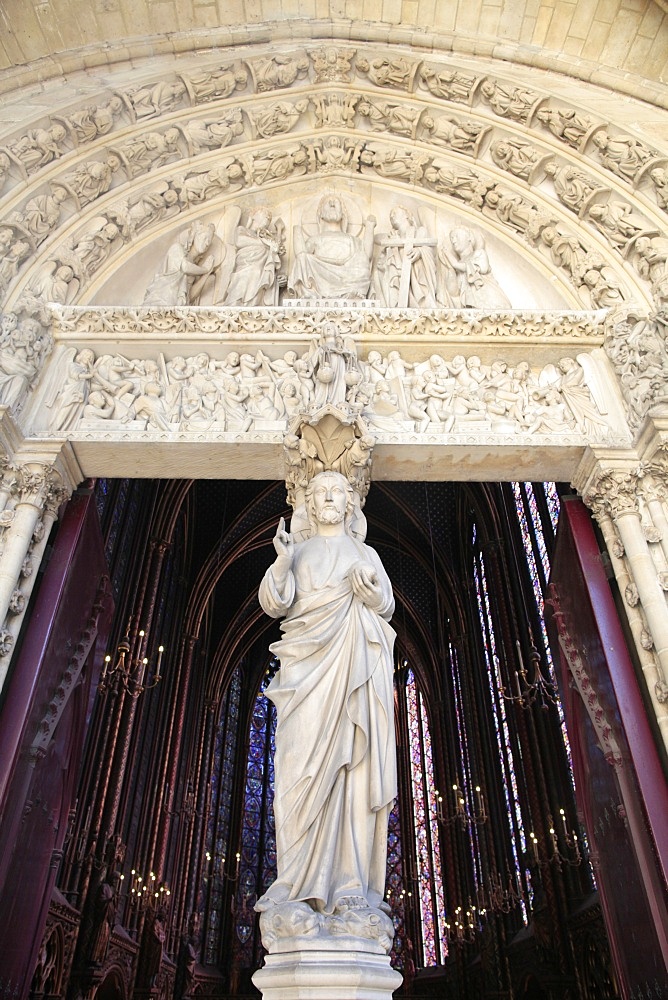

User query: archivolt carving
[0,46,666,313]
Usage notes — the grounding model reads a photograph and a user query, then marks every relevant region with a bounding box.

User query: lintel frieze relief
[32,328,625,449]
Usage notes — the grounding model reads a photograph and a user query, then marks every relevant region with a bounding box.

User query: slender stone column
[0,462,70,692]
[579,463,668,753]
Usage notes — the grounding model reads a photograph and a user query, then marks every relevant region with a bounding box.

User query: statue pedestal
[252,948,402,999]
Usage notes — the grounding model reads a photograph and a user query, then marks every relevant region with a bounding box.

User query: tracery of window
[404,668,448,965]
[202,664,242,965]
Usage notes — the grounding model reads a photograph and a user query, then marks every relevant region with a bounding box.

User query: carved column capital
[582,467,640,521]
[14,462,71,513]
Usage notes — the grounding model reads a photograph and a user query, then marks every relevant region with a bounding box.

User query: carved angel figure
[143,222,216,307]
[373,206,440,308]
[441,227,511,309]
[219,207,286,307]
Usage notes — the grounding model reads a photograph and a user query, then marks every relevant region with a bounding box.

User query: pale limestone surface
[256,469,398,983]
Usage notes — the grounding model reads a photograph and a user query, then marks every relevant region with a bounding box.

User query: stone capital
[573,448,645,520]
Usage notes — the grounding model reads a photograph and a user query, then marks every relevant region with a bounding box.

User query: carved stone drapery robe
[258,532,396,914]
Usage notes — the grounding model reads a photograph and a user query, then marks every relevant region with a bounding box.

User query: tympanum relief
[129,194,519,311]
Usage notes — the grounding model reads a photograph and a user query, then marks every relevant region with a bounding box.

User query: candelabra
[125,868,171,910]
[436,783,487,828]
[527,812,582,869]
[444,903,480,945]
[204,849,241,883]
[500,639,560,710]
[98,620,164,696]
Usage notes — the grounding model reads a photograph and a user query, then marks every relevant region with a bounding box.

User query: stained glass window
[472,536,529,923]
[234,662,278,970]
[203,665,242,964]
[405,669,447,965]
[385,799,407,971]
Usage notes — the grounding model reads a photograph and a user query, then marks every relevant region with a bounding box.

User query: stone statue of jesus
[257,470,396,949]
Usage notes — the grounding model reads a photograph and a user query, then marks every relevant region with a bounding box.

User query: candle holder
[500,639,559,711]
[98,618,164,697]
[436,783,487,828]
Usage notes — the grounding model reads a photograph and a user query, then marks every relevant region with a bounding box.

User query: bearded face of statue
[310,472,349,525]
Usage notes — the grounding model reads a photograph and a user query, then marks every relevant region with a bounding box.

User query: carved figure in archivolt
[173,160,246,205]
[440,227,511,309]
[544,162,608,216]
[373,206,440,308]
[536,107,596,149]
[422,113,489,154]
[649,167,668,211]
[60,153,122,207]
[5,124,68,174]
[490,137,551,181]
[216,206,286,307]
[422,163,490,208]
[109,181,181,239]
[308,135,359,171]
[419,65,477,103]
[592,132,657,182]
[126,79,187,119]
[113,128,181,179]
[182,112,244,154]
[249,100,309,138]
[479,79,541,123]
[310,94,359,129]
[288,194,375,300]
[357,98,422,138]
[309,47,354,83]
[27,261,79,305]
[143,222,216,307]
[250,54,309,92]
[65,97,126,144]
[484,186,556,244]
[257,470,396,951]
[356,54,416,90]
[587,200,656,251]
[9,185,69,245]
[251,145,309,186]
[184,64,248,103]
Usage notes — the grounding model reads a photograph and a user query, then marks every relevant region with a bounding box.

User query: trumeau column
[0,412,81,693]
[575,439,668,753]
